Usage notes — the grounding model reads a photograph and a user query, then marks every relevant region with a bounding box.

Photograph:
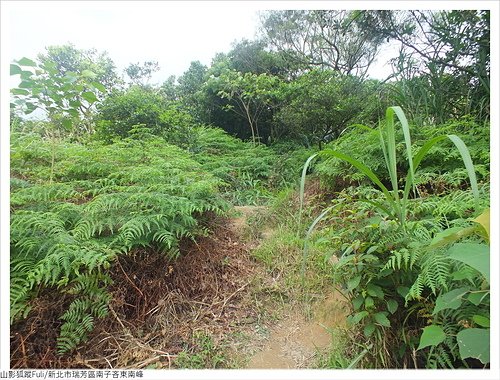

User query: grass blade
[298,153,319,235]
[319,149,397,213]
[384,107,399,201]
[347,343,373,368]
[301,205,339,285]
[447,134,479,209]
[404,134,479,211]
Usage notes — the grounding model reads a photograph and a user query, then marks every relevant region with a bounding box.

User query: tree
[125,61,160,86]
[226,39,299,78]
[10,56,104,181]
[176,61,208,119]
[95,86,193,143]
[359,10,490,123]
[159,75,179,101]
[178,61,207,98]
[10,57,104,136]
[274,69,383,149]
[206,70,282,144]
[37,44,121,90]
[259,10,386,77]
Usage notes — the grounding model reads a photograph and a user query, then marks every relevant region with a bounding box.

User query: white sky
[4,1,261,83]
[2,0,399,84]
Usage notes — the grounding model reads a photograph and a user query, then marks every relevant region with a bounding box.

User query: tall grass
[299,106,479,233]
[299,106,480,283]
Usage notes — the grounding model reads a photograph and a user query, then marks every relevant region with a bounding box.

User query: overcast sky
[2,1,401,84]
[4,1,263,83]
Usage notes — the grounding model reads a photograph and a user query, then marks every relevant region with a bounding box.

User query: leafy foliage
[10,132,227,353]
[10,56,105,136]
[206,69,282,144]
[274,70,385,148]
[259,10,386,77]
[300,106,489,368]
[37,43,121,90]
[316,115,489,194]
[183,126,311,205]
[95,85,193,141]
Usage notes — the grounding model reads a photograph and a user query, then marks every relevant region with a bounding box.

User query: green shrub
[10,132,227,354]
[316,115,489,193]
[300,106,489,368]
[95,86,194,142]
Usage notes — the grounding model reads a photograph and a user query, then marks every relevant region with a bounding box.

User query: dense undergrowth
[9,107,490,369]
[10,131,229,354]
[9,124,310,357]
[299,109,490,368]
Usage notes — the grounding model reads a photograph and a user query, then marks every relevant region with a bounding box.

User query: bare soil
[246,291,347,369]
[10,205,347,369]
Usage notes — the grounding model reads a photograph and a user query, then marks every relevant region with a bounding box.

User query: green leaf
[347,275,361,292]
[81,69,97,79]
[366,283,384,299]
[433,287,469,315]
[364,296,374,309]
[351,311,369,325]
[457,328,490,364]
[319,149,395,211]
[363,323,376,337]
[417,325,446,350]
[17,57,37,66]
[25,103,37,114]
[352,295,364,311]
[467,291,489,306]
[299,153,319,221]
[429,226,474,248]
[91,82,107,92]
[62,119,72,130]
[386,299,398,314]
[20,70,34,80]
[18,80,34,89]
[67,109,80,118]
[373,312,390,327]
[81,91,98,103]
[448,243,489,284]
[447,134,479,209]
[11,88,29,96]
[10,64,22,75]
[451,267,476,281]
[396,286,409,298]
[472,315,490,328]
[69,100,82,108]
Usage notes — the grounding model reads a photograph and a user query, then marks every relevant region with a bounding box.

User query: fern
[407,250,451,300]
[10,133,228,354]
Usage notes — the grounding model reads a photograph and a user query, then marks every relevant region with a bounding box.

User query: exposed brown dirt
[246,291,347,369]
[10,215,262,369]
[10,203,348,369]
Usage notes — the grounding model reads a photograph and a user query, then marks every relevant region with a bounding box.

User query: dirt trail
[230,205,267,232]
[247,292,347,369]
[230,205,348,369]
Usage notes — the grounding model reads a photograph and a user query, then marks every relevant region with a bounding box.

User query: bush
[95,86,194,142]
[316,116,489,193]
[10,132,227,354]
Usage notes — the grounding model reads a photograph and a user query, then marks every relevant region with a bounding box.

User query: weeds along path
[230,205,348,369]
[11,209,260,369]
[11,203,346,369]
